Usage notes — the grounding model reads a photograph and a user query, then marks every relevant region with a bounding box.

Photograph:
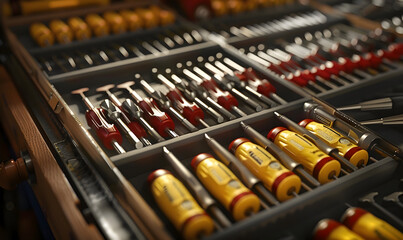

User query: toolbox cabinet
[0,0,402,239]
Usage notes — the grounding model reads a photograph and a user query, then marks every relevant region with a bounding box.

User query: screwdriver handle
[85,108,122,150]
[167,89,205,125]
[137,98,175,138]
[201,79,238,111]
[242,68,277,96]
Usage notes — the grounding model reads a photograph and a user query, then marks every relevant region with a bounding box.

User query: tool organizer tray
[3,1,403,239]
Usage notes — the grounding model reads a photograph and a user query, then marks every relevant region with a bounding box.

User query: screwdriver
[162,147,231,228]
[119,9,143,31]
[30,23,55,47]
[117,81,179,138]
[267,127,341,184]
[274,112,358,172]
[183,69,247,117]
[202,58,278,107]
[229,138,301,201]
[139,79,198,133]
[240,122,320,188]
[313,219,364,240]
[100,100,143,149]
[97,84,156,146]
[192,153,261,221]
[85,13,109,37]
[67,17,91,41]
[221,57,287,105]
[71,88,125,153]
[166,72,226,123]
[49,19,73,44]
[338,96,403,114]
[341,207,403,240]
[305,97,403,160]
[299,119,368,167]
[156,74,209,128]
[360,113,403,125]
[192,66,263,112]
[204,134,280,206]
[148,169,215,239]
[121,99,165,142]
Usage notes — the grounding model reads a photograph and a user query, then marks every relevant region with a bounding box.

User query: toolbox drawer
[2,1,403,239]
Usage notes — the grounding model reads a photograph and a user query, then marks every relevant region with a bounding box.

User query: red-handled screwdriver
[96,84,152,146]
[156,74,210,128]
[183,68,247,117]
[71,88,125,154]
[221,57,288,105]
[116,81,179,138]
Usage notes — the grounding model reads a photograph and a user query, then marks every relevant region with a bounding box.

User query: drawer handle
[0,157,29,190]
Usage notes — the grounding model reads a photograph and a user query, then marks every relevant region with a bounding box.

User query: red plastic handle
[200,79,238,110]
[137,98,175,137]
[167,89,204,125]
[127,121,147,138]
[241,68,277,97]
[85,109,122,149]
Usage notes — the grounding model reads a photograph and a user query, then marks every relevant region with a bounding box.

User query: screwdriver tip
[273,111,281,117]
[162,146,169,153]
[204,133,211,140]
[240,121,247,128]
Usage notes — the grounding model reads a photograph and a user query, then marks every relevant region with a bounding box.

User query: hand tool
[313,219,364,240]
[162,147,231,228]
[383,192,403,209]
[360,113,403,125]
[119,10,143,31]
[85,13,110,37]
[162,0,213,21]
[338,96,403,114]
[138,40,161,55]
[148,169,215,239]
[76,50,94,66]
[103,11,127,34]
[152,6,176,26]
[117,81,179,138]
[299,119,368,168]
[279,44,346,88]
[267,127,340,184]
[157,74,209,128]
[252,48,329,92]
[139,80,198,132]
[124,43,145,58]
[245,51,318,95]
[204,134,280,206]
[67,17,91,41]
[274,112,358,172]
[62,53,77,69]
[38,57,53,73]
[71,88,125,153]
[299,33,374,78]
[221,57,287,105]
[229,138,301,201]
[193,66,263,112]
[30,22,55,47]
[163,30,185,46]
[121,99,165,143]
[166,73,225,123]
[183,68,246,117]
[192,153,261,221]
[135,8,159,29]
[96,85,152,146]
[288,41,361,83]
[49,19,73,44]
[304,97,403,160]
[100,99,143,149]
[240,122,320,188]
[203,60,277,108]
[110,44,130,58]
[342,206,403,239]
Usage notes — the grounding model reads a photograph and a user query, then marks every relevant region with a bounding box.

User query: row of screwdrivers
[29,5,176,47]
[313,207,403,240]
[210,0,294,16]
[39,27,204,74]
[146,112,377,239]
[241,24,403,94]
[146,97,403,239]
[71,56,288,153]
[36,9,325,75]
[381,14,403,34]
[202,10,326,39]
